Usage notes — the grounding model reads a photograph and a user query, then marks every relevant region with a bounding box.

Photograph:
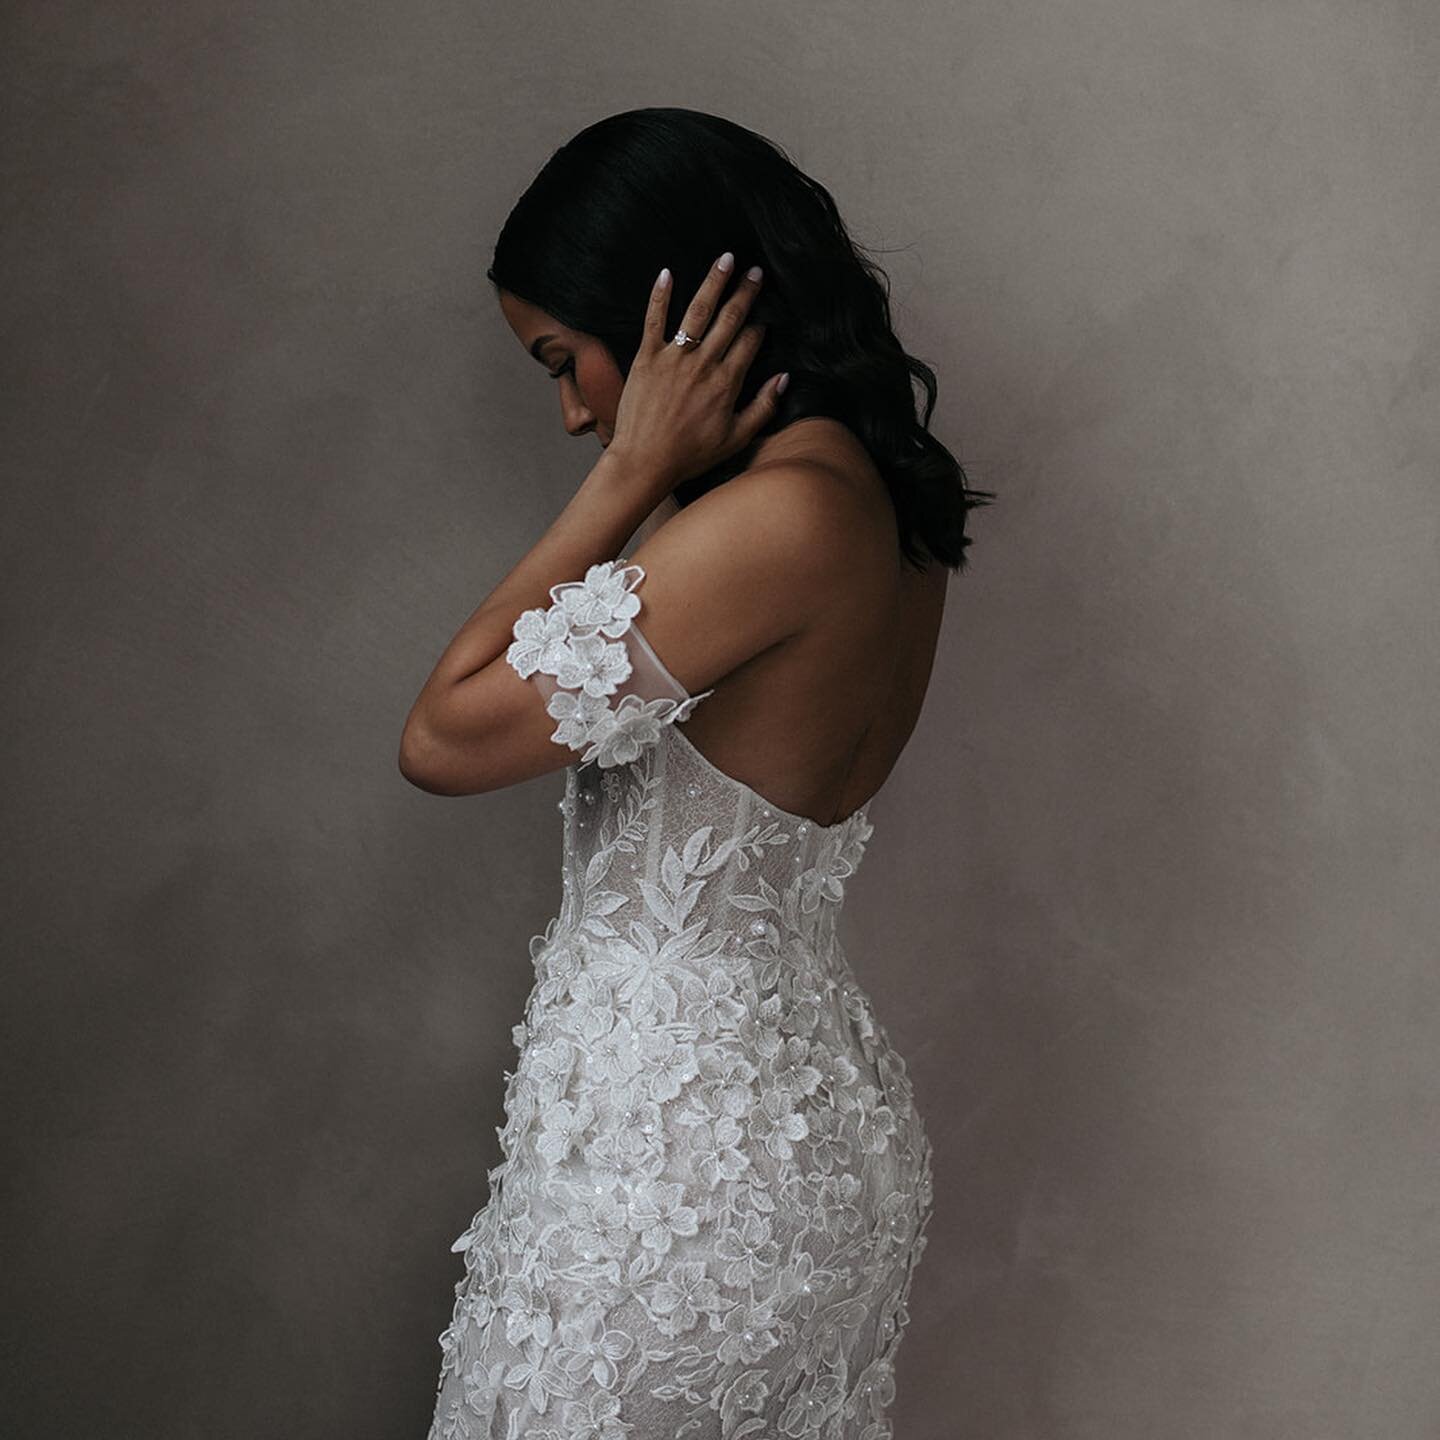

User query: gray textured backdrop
[4,3,1438,1437]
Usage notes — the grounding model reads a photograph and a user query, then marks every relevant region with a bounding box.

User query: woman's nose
[559,390,594,437]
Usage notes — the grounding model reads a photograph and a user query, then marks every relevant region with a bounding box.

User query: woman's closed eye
[548,358,575,381]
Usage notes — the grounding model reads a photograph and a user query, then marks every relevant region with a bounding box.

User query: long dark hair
[487,108,994,573]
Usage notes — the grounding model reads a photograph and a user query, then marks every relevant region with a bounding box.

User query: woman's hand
[607,253,789,496]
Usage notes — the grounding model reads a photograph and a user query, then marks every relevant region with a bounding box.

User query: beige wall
[4,2,1437,1436]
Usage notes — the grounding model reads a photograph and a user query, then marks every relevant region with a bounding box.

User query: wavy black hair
[487,107,993,573]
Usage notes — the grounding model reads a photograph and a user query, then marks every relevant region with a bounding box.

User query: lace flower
[505,604,574,679]
[505,558,711,770]
[544,688,614,750]
[580,695,679,768]
[552,631,633,697]
[551,560,644,636]
[798,816,873,912]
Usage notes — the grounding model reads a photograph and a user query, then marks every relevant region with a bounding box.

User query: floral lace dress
[426,559,934,1440]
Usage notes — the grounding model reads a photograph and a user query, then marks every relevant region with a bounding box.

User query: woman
[400,108,991,1440]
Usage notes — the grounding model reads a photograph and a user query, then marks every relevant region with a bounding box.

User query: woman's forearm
[409,447,670,701]
[626,492,680,551]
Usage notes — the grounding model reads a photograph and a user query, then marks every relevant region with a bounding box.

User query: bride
[400,107,990,1440]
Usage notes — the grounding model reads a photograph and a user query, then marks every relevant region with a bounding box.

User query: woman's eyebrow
[529,334,559,363]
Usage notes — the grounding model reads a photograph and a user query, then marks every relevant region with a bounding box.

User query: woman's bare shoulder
[698,426,896,571]
[650,469,882,637]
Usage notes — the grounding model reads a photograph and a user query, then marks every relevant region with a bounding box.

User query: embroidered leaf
[661,844,686,897]
[727,893,774,912]
[639,879,677,931]
[587,890,629,917]
[673,877,706,928]
[682,825,713,871]
[693,837,740,878]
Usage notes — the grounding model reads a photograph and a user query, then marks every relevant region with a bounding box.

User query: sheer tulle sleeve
[503,557,713,769]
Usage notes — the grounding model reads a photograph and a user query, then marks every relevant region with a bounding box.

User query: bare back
[647,417,949,828]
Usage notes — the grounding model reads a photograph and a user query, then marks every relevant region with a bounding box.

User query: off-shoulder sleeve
[504,557,713,769]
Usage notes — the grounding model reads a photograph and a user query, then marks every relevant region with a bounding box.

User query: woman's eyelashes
[548,357,575,381]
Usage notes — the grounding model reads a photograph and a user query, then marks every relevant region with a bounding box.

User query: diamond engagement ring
[673,329,698,347]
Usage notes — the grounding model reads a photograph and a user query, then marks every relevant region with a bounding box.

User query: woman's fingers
[730,370,789,451]
[641,266,674,355]
[699,263,763,362]
[720,320,768,384]
[673,252,738,348]
[643,254,764,362]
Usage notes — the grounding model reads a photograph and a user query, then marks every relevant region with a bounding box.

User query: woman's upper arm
[399,462,849,796]
[618,462,849,694]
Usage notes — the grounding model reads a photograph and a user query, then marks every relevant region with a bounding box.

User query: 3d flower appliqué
[505,604,574,680]
[552,560,645,636]
[552,632,632,697]
[505,558,713,769]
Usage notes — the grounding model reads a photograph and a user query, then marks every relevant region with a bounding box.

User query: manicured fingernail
[776,372,790,394]
[716,251,734,272]
[656,266,671,287]
[746,265,763,282]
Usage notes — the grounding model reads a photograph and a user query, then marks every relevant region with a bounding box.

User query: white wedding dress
[426,558,934,1440]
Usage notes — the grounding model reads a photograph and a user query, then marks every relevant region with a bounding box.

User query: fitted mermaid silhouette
[426,557,933,1440]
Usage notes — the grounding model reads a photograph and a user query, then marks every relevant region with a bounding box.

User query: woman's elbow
[398,716,489,796]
